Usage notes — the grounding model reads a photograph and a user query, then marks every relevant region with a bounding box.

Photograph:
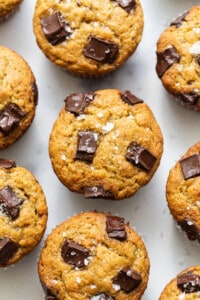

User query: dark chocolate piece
[41,12,72,45]
[0,159,16,169]
[112,267,142,293]
[106,214,127,241]
[64,93,95,115]
[156,46,180,78]
[115,0,136,13]
[46,289,58,300]
[0,237,18,264]
[83,186,114,199]
[0,186,23,220]
[83,36,119,63]
[91,293,114,300]
[61,240,90,268]
[32,82,38,105]
[180,154,200,180]
[120,90,143,106]
[177,272,200,293]
[126,141,156,172]
[75,131,98,163]
[0,103,26,136]
[178,218,200,242]
[170,12,188,28]
[176,93,199,106]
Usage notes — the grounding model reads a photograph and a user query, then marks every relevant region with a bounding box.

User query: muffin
[0,46,38,149]
[0,159,48,267]
[33,0,144,77]
[156,6,200,111]
[166,142,200,243]
[49,89,163,200]
[38,211,150,300]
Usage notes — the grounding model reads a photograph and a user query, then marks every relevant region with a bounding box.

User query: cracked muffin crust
[166,142,200,243]
[38,211,150,300]
[0,159,48,267]
[33,0,144,77]
[0,46,38,149]
[49,89,163,200]
[156,6,200,111]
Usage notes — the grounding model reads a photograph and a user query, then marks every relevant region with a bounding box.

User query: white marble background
[1,0,200,299]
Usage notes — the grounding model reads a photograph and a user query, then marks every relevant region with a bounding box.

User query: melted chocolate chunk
[75,131,98,163]
[41,12,72,45]
[112,267,142,293]
[126,141,156,172]
[115,0,136,13]
[0,159,16,169]
[177,272,200,293]
[176,93,199,106]
[64,93,95,115]
[0,103,26,136]
[180,154,200,180]
[61,240,90,268]
[83,36,119,63]
[91,293,114,300]
[170,12,188,28]
[120,90,143,106]
[46,289,58,300]
[178,219,200,241]
[0,237,18,264]
[0,186,23,220]
[83,186,114,199]
[156,46,180,78]
[106,214,127,241]
[32,82,38,105]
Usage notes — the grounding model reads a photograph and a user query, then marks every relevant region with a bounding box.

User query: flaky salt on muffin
[156,6,200,111]
[33,0,144,78]
[38,211,150,300]
[159,266,200,299]
[166,142,200,243]
[0,0,23,21]
[49,89,163,200]
[0,46,38,149]
[0,159,48,267]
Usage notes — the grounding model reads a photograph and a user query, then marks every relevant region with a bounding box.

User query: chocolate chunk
[0,237,18,264]
[120,90,143,106]
[176,93,199,106]
[106,214,127,241]
[0,186,23,220]
[75,131,98,163]
[64,93,95,115]
[126,141,156,172]
[46,289,58,300]
[61,240,90,268]
[177,272,200,293]
[83,36,119,63]
[115,0,136,13]
[41,12,72,45]
[0,159,16,169]
[112,267,142,293]
[156,46,180,78]
[83,186,114,200]
[180,154,200,180]
[32,82,38,105]
[170,12,188,28]
[91,293,114,300]
[0,103,26,136]
[178,218,200,241]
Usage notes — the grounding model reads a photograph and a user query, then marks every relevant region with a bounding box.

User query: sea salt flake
[76,277,81,283]
[90,284,96,289]
[178,293,186,300]
[97,112,104,118]
[77,114,86,120]
[112,284,121,291]
[102,122,114,133]
[190,41,200,55]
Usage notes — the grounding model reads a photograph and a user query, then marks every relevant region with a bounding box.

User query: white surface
[1,1,200,299]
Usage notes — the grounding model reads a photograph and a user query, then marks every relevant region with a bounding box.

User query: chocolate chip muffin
[166,142,200,243]
[33,0,144,78]
[0,0,23,21]
[0,159,48,267]
[49,89,163,200]
[38,211,150,300]
[159,266,200,299]
[0,46,38,149]
[156,6,200,111]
